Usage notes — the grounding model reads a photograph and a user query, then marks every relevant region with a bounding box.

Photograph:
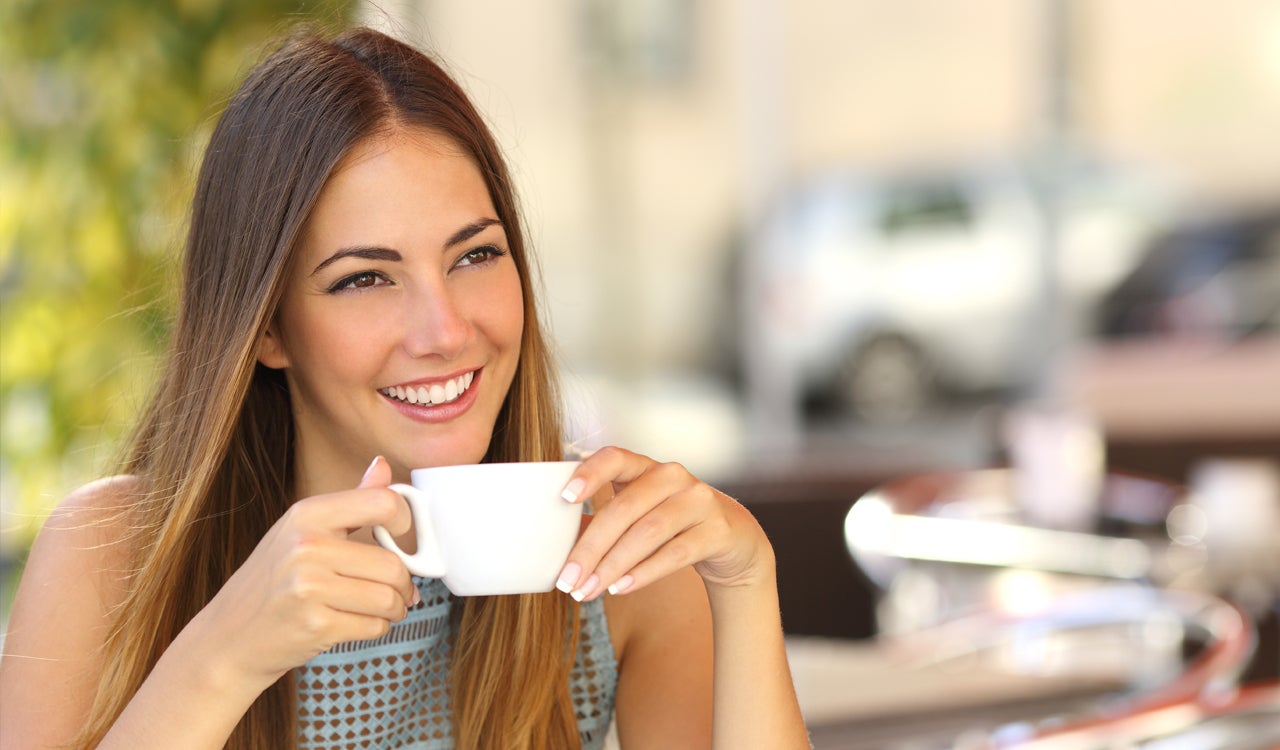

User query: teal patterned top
[296,577,618,749]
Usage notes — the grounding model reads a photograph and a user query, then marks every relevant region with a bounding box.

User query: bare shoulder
[28,473,142,566]
[37,475,143,577]
[51,473,145,523]
[9,473,145,619]
[0,475,145,745]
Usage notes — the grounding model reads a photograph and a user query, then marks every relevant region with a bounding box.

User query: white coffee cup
[373,461,583,596]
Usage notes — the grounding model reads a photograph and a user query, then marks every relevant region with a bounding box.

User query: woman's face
[259,128,525,493]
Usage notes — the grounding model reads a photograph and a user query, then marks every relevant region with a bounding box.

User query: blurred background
[3,0,1279,747]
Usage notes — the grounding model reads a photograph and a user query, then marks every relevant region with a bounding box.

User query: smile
[379,371,475,407]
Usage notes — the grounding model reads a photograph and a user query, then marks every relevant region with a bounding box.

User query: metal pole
[1026,0,1074,402]
[738,0,801,458]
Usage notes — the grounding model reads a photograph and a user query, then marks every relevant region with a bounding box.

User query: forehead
[337,126,474,175]
[299,127,497,250]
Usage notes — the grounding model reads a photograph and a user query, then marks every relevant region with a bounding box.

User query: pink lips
[380,369,481,423]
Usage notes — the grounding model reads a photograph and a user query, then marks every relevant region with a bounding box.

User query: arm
[0,458,419,749]
[703,554,809,748]
[560,448,810,750]
[1,476,305,747]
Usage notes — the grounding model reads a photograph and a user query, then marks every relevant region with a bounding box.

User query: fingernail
[607,575,634,596]
[411,586,421,607]
[560,477,586,503]
[556,562,581,594]
[570,574,599,602]
[361,455,383,484]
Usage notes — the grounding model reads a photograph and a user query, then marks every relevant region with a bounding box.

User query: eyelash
[327,271,389,294]
[324,245,508,294]
[456,244,508,268]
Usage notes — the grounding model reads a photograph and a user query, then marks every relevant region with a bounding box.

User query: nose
[402,283,472,360]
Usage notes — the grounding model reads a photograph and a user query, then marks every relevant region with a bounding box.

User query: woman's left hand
[554,446,773,601]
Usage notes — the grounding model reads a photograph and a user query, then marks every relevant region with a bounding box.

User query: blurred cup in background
[1189,458,1280,584]
[1005,403,1106,532]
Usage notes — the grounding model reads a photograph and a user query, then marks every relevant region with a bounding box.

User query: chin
[400,440,493,472]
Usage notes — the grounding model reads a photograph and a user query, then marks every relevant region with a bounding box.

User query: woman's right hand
[183,456,417,691]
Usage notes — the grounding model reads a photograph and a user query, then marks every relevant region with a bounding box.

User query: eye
[454,245,508,269]
[327,271,390,293]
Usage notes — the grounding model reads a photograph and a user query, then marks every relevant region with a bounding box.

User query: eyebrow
[310,246,402,276]
[309,218,503,276]
[445,218,503,249]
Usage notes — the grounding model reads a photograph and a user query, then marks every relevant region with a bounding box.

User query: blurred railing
[843,467,1280,748]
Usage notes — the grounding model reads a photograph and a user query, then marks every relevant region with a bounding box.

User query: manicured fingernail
[570,574,599,602]
[556,562,581,594]
[560,477,586,503]
[361,455,383,484]
[607,575,634,596]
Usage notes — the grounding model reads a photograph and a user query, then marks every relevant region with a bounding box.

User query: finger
[553,514,595,595]
[559,464,699,598]
[326,543,418,606]
[298,605,402,646]
[559,446,658,505]
[307,574,413,624]
[289,486,412,539]
[327,611,399,645]
[358,455,393,489]
[597,526,714,600]
[353,455,413,538]
[578,491,703,599]
[277,531,417,608]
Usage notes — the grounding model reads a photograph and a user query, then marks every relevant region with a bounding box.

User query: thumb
[358,455,393,489]
[346,456,410,539]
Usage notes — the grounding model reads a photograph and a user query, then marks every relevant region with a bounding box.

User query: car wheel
[839,335,933,423]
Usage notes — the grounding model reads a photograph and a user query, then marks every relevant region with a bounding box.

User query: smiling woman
[0,25,809,750]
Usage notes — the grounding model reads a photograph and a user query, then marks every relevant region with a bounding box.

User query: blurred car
[731,159,1167,423]
[1096,206,1280,341]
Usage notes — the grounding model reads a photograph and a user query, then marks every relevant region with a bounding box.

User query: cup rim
[408,460,581,481]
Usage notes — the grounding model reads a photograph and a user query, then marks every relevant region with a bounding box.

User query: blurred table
[787,636,1126,749]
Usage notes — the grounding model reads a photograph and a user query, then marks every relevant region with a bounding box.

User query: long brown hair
[76,27,580,750]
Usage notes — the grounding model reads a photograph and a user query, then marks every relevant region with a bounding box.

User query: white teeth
[381,372,474,407]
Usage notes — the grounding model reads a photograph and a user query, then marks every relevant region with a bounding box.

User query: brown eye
[455,245,508,268]
[327,271,390,293]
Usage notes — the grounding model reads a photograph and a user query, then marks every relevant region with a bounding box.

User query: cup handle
[373,483,447,578]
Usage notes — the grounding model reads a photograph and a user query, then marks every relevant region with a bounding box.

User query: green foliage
[0,0,357,547]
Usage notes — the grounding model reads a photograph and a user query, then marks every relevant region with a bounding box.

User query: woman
[0,26,809,750]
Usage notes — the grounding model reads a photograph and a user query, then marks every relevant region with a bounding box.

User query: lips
[379,371,475,407]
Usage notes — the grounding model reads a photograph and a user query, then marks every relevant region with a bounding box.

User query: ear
[256,322,291,370]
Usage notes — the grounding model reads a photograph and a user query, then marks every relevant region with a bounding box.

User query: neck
[288,429,363,501]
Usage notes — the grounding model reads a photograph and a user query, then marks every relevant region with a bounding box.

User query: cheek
[490,276,526,351]
[278,301,383,378]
